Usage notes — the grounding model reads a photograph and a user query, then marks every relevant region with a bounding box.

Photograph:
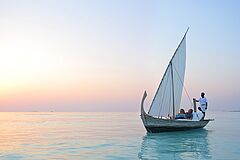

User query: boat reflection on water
[138,129,211,160]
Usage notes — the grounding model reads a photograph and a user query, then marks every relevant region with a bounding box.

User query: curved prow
[141,91,148,116]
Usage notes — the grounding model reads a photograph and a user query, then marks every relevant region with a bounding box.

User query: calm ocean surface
[0,111,239,160]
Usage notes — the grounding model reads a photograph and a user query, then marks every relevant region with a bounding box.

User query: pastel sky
[0,0,239,112]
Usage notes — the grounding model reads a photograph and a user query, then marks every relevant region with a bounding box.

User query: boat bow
[141,91,149,125]
[141,91,147,115]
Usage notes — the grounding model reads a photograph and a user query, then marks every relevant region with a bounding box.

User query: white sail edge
[148,28,188,118]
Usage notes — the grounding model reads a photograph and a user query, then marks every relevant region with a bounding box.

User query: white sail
[148,31,187,118]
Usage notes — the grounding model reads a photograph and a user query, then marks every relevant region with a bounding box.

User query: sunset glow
[0,1,240,111]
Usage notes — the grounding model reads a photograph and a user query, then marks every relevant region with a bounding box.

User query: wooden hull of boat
[144,125,208,132]
[141,113,210,133]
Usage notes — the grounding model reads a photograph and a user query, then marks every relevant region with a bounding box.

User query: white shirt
[199,97,208,112]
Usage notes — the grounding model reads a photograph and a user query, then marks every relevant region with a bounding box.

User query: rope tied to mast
[172,63,193,107]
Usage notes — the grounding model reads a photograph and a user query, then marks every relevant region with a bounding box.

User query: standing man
[196,92,208,120]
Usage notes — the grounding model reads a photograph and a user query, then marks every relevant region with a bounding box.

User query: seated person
[185,109,193,119]
[175,109,186,119]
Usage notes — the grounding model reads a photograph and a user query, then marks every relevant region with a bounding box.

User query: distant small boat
[141,28,213,133]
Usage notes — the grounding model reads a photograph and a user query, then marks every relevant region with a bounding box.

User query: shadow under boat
[138,128,212,160]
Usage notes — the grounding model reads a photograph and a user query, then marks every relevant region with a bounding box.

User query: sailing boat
[141,28,213,133]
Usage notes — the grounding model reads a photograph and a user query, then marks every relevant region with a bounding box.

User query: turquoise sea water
[0,111,239,160]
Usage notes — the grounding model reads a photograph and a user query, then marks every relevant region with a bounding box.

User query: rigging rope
[172,63,193,107]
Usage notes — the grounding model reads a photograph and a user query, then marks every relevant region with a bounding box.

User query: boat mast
[170,61,175,119]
